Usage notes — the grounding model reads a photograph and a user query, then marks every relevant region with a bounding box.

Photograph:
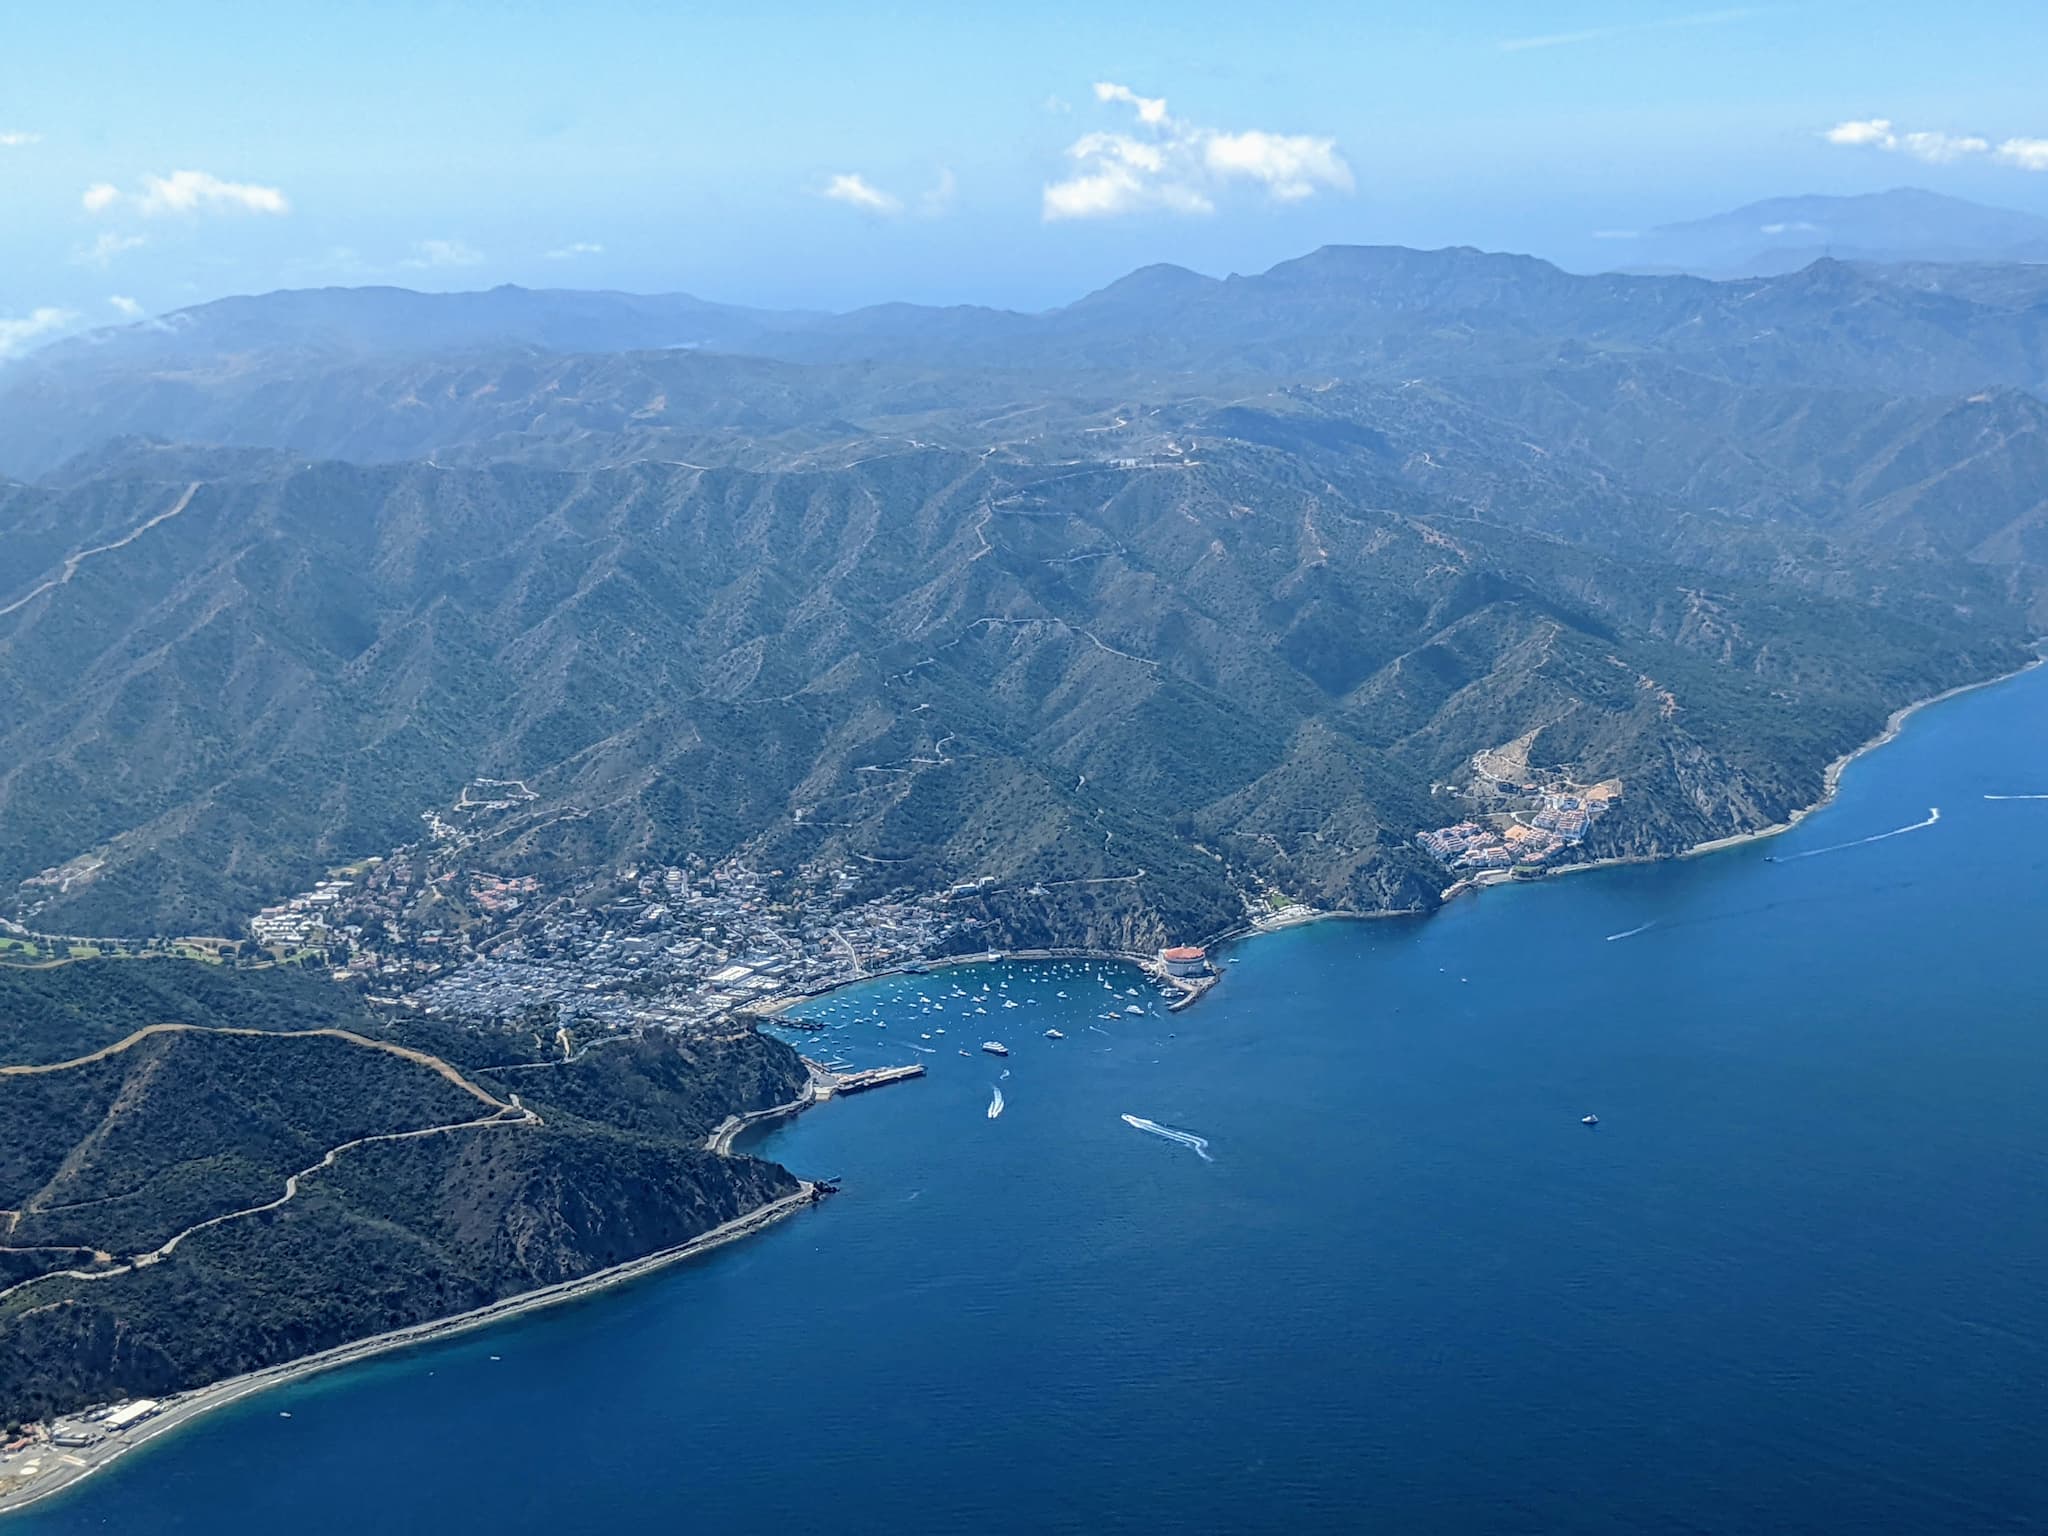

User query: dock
[702,1060,924,1155]
[822,1062,926,1096]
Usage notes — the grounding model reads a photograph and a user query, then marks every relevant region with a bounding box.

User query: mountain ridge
[2,238,2044,946]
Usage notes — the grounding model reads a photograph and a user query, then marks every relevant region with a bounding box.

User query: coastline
[1443,654,2046,902]
[754,653,2039,1002]
[9,655,2036,1519]
[0,1139,823,1518]
[757,943,1218,1022]
[1678,655,2044,859]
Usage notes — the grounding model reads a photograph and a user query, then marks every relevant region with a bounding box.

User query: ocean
[14,664,2048,1533]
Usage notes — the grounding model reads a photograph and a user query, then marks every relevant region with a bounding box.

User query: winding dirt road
[0,480,203,619]
[0,1025,537,1303]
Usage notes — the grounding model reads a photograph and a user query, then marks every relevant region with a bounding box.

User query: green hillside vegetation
[0,961,809,1421]
[2,243,2046,1421]
[5,247,2045,953]
[0,434,2027,946]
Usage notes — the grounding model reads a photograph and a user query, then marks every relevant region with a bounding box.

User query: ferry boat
[981,1041,1010,1056]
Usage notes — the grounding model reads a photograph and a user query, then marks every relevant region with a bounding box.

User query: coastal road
[0,1183,820,1518]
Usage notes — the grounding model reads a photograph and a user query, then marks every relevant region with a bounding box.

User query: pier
[822,1063,926,1096]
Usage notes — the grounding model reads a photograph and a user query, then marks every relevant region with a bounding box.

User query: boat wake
[1605,921,1655,942]
[987,1086,1005,1120]
[1772,806,1940,862]
[1121,1113,1212,1161]
[1984,793,2048,801]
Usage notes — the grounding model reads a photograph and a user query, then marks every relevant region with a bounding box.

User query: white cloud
[1093,80,1170,126]
[1898,130,1988,164]
[402,238,484,269]
[1825,118,2048,171]
[107,295,144,319]
[138,169,289,215]
[1204,130,1354,202]
[1759,221,1820,235]
[1824,118,1893,147]
[0,307,75,361]
[1590,229,1641,240]
[1044,82,1352,221]
[1997,137,2048,171]
[545,240,606,259]
[820,172,902,214]
[83,169,290,216]
[1500,8,1754,51]
[73,231,147,268]
[817,167,956,219]
[0,130,39,148]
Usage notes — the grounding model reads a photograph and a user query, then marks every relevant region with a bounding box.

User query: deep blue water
[17,666,2048,1534]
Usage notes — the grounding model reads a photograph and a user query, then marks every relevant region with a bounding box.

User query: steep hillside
[1194,363,2048,620]
[0,442,2025,944]
[0,960,810,1421]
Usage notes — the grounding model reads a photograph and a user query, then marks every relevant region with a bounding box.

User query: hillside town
[1417,745,1623,874]
[248,841,975,1037]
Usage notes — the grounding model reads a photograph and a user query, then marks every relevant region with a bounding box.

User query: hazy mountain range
[1612,187,2048,277]
[2,236,2043,945]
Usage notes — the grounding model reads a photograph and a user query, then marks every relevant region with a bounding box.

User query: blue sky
[4,0,2047,348]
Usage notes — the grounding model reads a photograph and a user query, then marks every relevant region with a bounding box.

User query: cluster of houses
[249,877,358,950]
[389,857,970,1034]
[1417,783,1620,872]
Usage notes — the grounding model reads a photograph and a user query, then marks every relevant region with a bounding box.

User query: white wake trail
[1605,922,1655,942]
[1773,807,1940,862]
[1121,1113,1212,1161]
[987,1086,1005,1120]
[1984,794,2048,801]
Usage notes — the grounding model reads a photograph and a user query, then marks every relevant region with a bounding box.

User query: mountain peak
[1067,263,1218,310]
